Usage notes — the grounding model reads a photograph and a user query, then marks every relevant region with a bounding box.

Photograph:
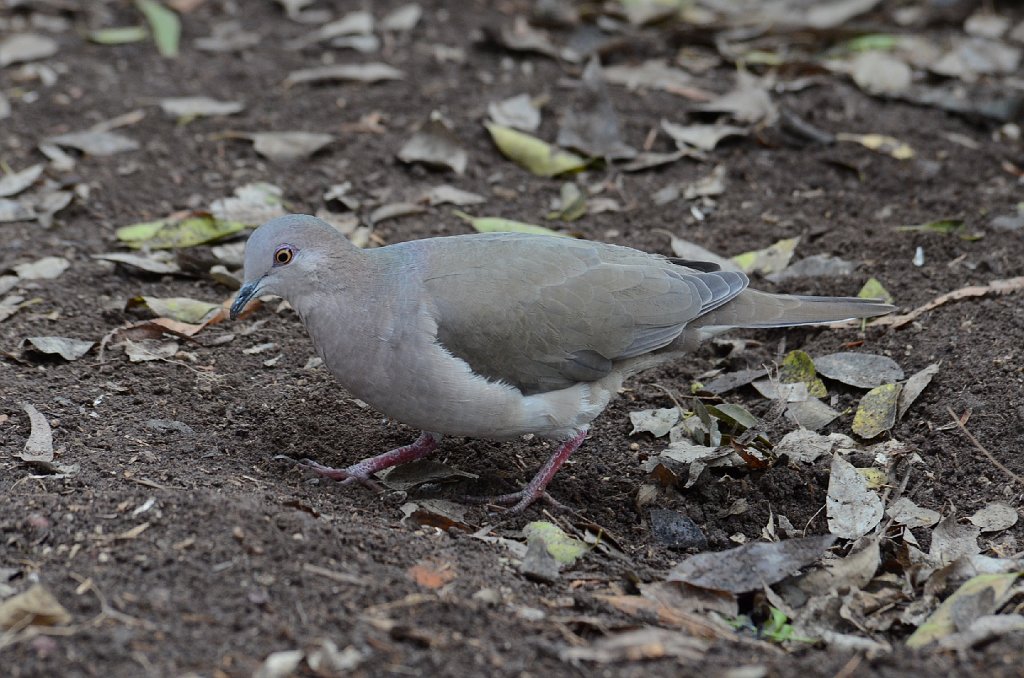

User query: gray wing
[399,233,748,395]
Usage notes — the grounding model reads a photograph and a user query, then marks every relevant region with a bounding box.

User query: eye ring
[273,246,294,266]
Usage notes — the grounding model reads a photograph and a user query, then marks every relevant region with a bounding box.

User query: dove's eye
[273,246,294,266]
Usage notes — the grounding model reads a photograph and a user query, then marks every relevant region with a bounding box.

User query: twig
[947,407,1024,488]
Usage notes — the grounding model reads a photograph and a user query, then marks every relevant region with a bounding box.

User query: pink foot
[287,431,441,491]
[464,428,588,514]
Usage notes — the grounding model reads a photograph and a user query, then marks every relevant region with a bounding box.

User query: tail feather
[693,289,894,329]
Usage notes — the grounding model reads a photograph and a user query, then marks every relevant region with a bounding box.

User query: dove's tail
[693,289,894,330]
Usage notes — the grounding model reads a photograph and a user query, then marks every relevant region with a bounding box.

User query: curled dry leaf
[420,185,485,207]
[19,402,54,464]
[0,164,45,198]
[47,129,139,156]
[906,572,1020,648]
[826,455,884,540]
[660,120,748,151]
[250,131,335,161]
[284,62,404,87]
[93,252,182,275]
[0,584,71,631]
[397,117,468,174]
[897,363,940,420]
[629,408,680,437]
[669,534,836,593]
[488,93,541,132]
[158,96,244,119]
[24,336,94,361]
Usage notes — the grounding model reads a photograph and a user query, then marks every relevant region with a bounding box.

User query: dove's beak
[229,278,262,320]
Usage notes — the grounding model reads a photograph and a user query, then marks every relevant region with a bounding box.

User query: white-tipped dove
[230,214,893,512]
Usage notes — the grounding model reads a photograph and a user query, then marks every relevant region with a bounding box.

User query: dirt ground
[2,0,1023,676]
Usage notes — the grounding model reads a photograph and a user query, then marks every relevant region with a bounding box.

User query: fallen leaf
[826,455,884,539]
[369,202,425,224]
[0,33,58,67]
[397,117,467,174]
[968,503,1018,533]
[18,402,54,464]
[603,59,712,100]
[13,256,69,280]
[779,350,827,398]
[0,584,71,630]
[785,398,842,431]
[116,213,246,249]
[136,0,181,57]
[24,336,94,361]
[849,51,912,95]
[488,93,541,132]
[420,185,486,207]
[523,521,588,565]
[556,58,635,160]
[660,120,747,151]
[704,367,768,394]
[283,62,404,86]
[836,132,913,160]
[773,430,857,464]
[669,534,836,593]
[89,26,150,45]
[659,231,739,272]
[379,459,477,492]
[766,254,857,282]
[381,4,423,32]
[159,96,244,120]
[210,182,286,225]
[486,16,559,60]
[286,10,373,48]
[732,236,799,276]
[858,277,894,304]
[0,198,34,223]
[897,363,940,419]
[852,383,902,439]
[129,296,221,324]
[124,338,180,362]
[485,123,589,177]
[692,71,777,125]
[546,182,587,221]
[629,408,680,437]
[250,131,335,161]
[399,500,471,532]
[453,210,566,237]
[887,497,941,528]
[253,650,304,678]
[930,514,982,565]
[93,252,182,275]
[907,573,1020,648]
[0,164,44,198]
[814,352,904,389]
[937,614,1024,652]
[47,129,139,156]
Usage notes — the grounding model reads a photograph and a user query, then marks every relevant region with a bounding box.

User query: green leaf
[452,210,567,237]
[731,236,799,275]
[484,123,589,177]
[894,219,982,241]
[706,403,759,431]
[851,382,902,439]
[835,34,900,54]
[135,0,180,57]
[780,350,827,398]
[128,296,221,324]
[858,277,893,304]
[522,521,588,565]
[89,26,149,45]
[116,214,247,249]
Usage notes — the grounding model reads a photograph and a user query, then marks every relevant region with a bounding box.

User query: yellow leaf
[485,123,589,177]
[858,277,893,304]
[780,350,827,398]
[836,132,913,160]
[852,383,902,439]
[129,296,221,324]
[453,210,567,237]
[731,236,799,275]
[116,214,247,249]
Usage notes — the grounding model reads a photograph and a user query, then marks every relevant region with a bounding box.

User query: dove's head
[229,214,357,320]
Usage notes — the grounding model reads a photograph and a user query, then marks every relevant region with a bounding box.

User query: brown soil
[2,1,1023,676]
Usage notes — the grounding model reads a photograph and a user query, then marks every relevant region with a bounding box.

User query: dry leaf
[407,558,457,589]
[0,584,71,630]
[18,402,54,464]
[826,455,883,539]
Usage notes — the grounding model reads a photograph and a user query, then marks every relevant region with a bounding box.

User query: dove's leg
[297,431,441,490]
[466,428,588,514]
